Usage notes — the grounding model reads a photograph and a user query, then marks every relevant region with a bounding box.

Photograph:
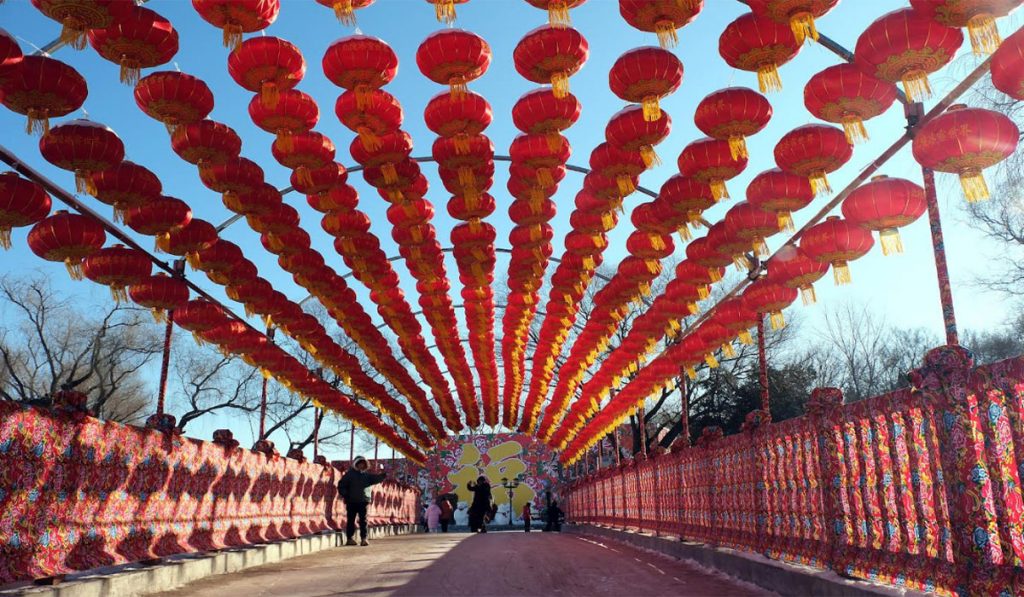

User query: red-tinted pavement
[155,531,772,596]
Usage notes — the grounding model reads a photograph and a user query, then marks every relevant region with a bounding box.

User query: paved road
[155,531,771,596]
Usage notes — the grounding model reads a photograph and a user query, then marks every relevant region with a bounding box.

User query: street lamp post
[501,474,524,527]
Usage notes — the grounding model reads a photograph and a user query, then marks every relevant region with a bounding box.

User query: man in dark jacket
[466,476,492,533]
[338,456,386,546]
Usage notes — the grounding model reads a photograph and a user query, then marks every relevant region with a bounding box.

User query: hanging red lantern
[509,133,571,187]
[513,25,589,99]
[525,0,586,27]
[841,175,927,256]
[191,0,280,49]
[199,157,265,205]
[512,88,580,152]
[224,182,281,216]
[626,230,674,261]
[316,0,374,25]
[657,174,714,235]
[247,203,299,235]
[800,215,874,285]
[716,297,759,344]
[742,279,798,330]
[608,46,682,121]
[724,201,780,256]
[322,35,399,106]
[425,0,469,24]
[675,259,723,298]
[88,161,162,219]
[271,130,335,185]
[82,244,152,302]
[803,63,897,144]
[1,56,87,135]
[194,239,244,278]
[424,90,492,154]
[766,245,830,305]
[156,218,217,267]
[349,130,413,184]
[30,0,134,50]
[854,8,963,102]
[87,5,179,85]
[309,183,359,213]
[122,196,191,241]
[774,123,852,195]
[174,298,227,334]
[618,0,703,48]
[694,87,771,160]
[719,12,801,93]
[0,29,23,98]
[508,197,556,226]
[290,162,346,196]
[685,236,732,281]
[336,88,403,151]
[991,27,1024,100]
[590,142,646,197]
[39,120,125,196]
[746,167,814,231]
[27,210,106,279]
[134,71,214,133]
[449,192,496,221]
[248,89,318,151]
[605,105,671,168]
[912,104,1019,202]
[227,36,304,108]
[707,221,754,270]
[128,272,189,321]
[0,172,51,250]
[366,160,425,200]
[170,119,242,169]
[910,0,1022,55]
[746,0,839,45]
[416,29,492,98]
[263,227,311,257]
[677,137,747,200]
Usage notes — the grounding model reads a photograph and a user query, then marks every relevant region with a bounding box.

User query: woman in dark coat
[466,475,492,533]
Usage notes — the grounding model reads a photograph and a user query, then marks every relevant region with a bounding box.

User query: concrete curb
[567,525,925,597]
[1,525,418,597]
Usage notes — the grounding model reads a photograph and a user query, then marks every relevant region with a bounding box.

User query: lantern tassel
[222,24,244,50]
[697,284,710,300]
[722,343,736,359]
[800,285,817,306]
[641,95,662,122]
[967,14,1001,55]
[789,12,818,45]
[452,134,471,155]
[727,135,748,160]
[809,172,832,196]
[753,238,769,257]
[331,0,358,25]
[536,168,555,188]
[458,167,476,188]
[832,260,852,285]
[295,166,314,189]
[276,130,294,153]
[545,132,563,153]
[260,81,280,109]
[150,308,167,324]
[616,175,636,197]
[738,330,753,345]
[640,146,661,168]
[879,228,904,256]
[756,63,783,93]
[841,118,869,144]
[64,258,84,281]
[707,268,722,283]
[710,180,729,201]
[26,109,50,136]
[677,224,692,242]
[434,0,457,24]
[59,17,88,50]
[0,228,10,250]
[550,72,570,99]
[449,76,468,100]
[109,286,128,304]
[777,211,795,232]
[769,311,786,330]
[654,20,679,49]
[704,353,719,368]
[118,61,142,85]
[74,172,94,196]
[901,70,933,102]
[959,169,990,202]
[685,366,697,380]
[381,163,398,185]
[355,85,372,109]
[548,2,571,27]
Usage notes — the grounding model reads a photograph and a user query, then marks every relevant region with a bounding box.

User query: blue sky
[0,0,1020,457]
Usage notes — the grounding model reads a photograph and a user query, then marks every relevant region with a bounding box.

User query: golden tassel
[841,118,869,144]
[901,70,933,102]
[704,353,719,368]
[617,175,635,197]
[710,180,729,201]
[738,330,753,345]
[832,260,852,285]
[295,166,314,188]
[809,171,832,196]
[688,302,699,315]
[959,169,990,202]
[355,85,372,110]
[707,268,722,283]
[733,254,750,270]
[449,76,468,100]
[800,285,817,306]
[74,171,92,195]
[536,168,555,188]
[276,130,294,153]
[601,211,616,230]
[879,228,904,256]
[382,163,398,184]
[163,121,179,136]
[697,285,710,300]
[1,227,15,249]
[118,60,142,85]
[452,134,471,155]
[721,342,736,359]
[645,260,660,275]
[64,258,84,281]
[789,12,818,45]
[26,109,50,136]
[548,2,571,27]
[777,211,795,232]
[583,255,595,270]
[727,135,748,161]
[222,23,244,50]
[654,20,679,49]
[331,0,357,25]
[550,71,570,99]
[434,0,457,24]
[967,13,1000,55]
[357,128,382,151]
[677,224,692,243]
[640,145,661,168]
[260,81,280,109]
[769,310,786,330]
[151,308,167,324]
[756,63,783,94]
[458,167,476,188]
[753,238,769,257]
[650,234,666,252]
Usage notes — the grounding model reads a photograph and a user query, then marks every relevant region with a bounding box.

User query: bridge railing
[563,347,1024,596]
[0,401,420,585]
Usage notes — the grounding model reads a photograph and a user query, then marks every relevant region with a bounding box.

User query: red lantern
[707,221,754,270]
[803,64,897,144]
[608,46,682,121]
[912,104,1019,202]
[156,218,217,266]
[677,137,747,200]
[0,172,51,249]
[424,91,492,154]
[191,0,280,49]
[694,87,771,161]
[854,8,963,102]
[416,29,491,98]
[719,12,801,93]
[1,56,87,135]
[767,245,829,305]
[746,0,839,45]
[525,0,586,27]
[746,167,814,231]
[605,105,671,168]
[170,119,242,168]
[87,5,179,85]
[716,297,759,344]
[290,162,345,196]
[83,244,152,302]
[724,201,779,256]
[129,272,189,321]
[841,175,927,256]
[228,36,304,108]
[39,120,125,195]
[195,239,243,277]
[590,142,646,197]
[316,0,374,25]
[336,88,403,151]
[910,0,1022,55]
[626,230,674,261]
[89,161,162,218]
[247,203,298,235]
[134,71,214,133]
[349,130,412,184]
[199,157,265,205]
[508,197,555,226]
[509,133,571,187]
[512,88,580,151]
[27,210,106,279]
[657,174,714,234]
[224,182,282,217]
[685,236,731,281]
[174,298,227,334]
[991,27,1024,100]
[30,0,134,50]
[248,89,318,151]
[271,131,335,185]
[618,0,703,48]
[800,215,874,285]
[675,259,722,298]
[513,25,589,98]
[123,196,191,241]
[774,124,852,195]
[322,35,398,105]
[309,183,359,213]
[0,29,23,96]
[742,279,798,329]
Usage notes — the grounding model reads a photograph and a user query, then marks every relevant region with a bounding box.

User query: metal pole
[613,429,621,466]
[679,376,690,447]
[349,423,355,462]
[156,312,174,416]
[757,315,771,418]
[922,167,960,346]
[312,408,322,459]
[637,406,648,457]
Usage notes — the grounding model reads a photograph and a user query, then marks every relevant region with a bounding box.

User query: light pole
[501,474,524,526]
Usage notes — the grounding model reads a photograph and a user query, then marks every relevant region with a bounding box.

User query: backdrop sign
[420,434,560,526]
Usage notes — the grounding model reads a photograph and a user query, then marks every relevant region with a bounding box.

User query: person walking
[426,500,442,533]
[466,476,492,533]
[337,456,386,546]
[439,497,454,533]
[522,503,532,533]
[544,501,563,533]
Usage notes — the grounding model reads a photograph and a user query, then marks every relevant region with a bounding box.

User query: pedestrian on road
[522,503,532,533]
[467,476,492,533]
[439,496,454,532]
[426,501,442,533]
[337,456,386,546]
[544,501,563,533]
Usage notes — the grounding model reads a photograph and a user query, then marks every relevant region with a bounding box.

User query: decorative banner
[420,433,560,525]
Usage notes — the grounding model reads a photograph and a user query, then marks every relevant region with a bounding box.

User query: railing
[563,347,1024,596]
[0,401,420,585]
